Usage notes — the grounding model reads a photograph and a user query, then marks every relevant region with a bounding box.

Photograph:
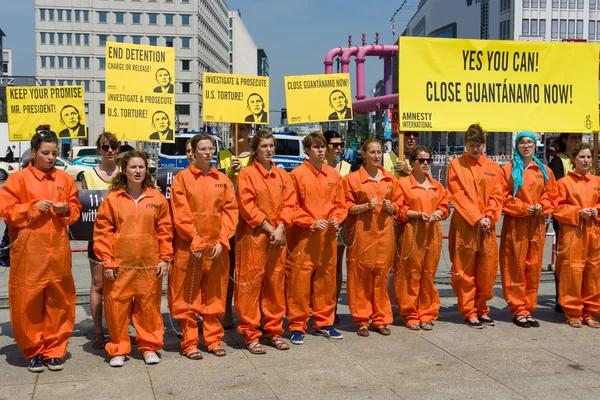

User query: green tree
[355,114,370,143]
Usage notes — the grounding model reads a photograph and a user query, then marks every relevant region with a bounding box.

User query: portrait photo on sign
[149,110,173,141]
[245,93,268,123]
[153,68,174,93]
[328,90,352,121]
[58,105,86,138]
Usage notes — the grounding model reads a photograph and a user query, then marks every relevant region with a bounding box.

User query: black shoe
[479,316,495,326]
[513,316,530,328]
[465,319,483,329]
[527,317,540,328]
[554,304,564,313]
[28,354,44,373]
[45,358,64,371]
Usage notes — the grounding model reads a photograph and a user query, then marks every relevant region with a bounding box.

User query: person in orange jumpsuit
[553,143,600,328]
[286,132,348,345]
[94,151,173,368]
[499,131,558,328]
[0,128,81,373]
[396,145,450,331]
[447,124,503,329]
[343,138,402,337]
[234,130,296,354]
[169,133,238,358]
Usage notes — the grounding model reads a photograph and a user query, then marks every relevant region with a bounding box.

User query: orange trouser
[235,240,286,344]
[396,221,442,326]
[104,269,164,357]
[556,222,600,322]
[500,216,545,317]
[168,252,229,352]
[449,213,499,319]
[347,262,393,328]
[286,229,337,333]
[9,276,76,359]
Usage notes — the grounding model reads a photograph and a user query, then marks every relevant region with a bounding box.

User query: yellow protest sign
[399,37,599,133]
[202,73,269,124]
[6,86,86,141]
[284,73,353,124]
[105,42,175,142]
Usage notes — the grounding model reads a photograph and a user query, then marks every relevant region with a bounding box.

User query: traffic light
[281,108,287,120]
[347,120,357,134]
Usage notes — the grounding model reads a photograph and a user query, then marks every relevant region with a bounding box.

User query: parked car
[69,146,98,161]
[0,161,14,180]
[72,156,102,168]
[53,157,91,181]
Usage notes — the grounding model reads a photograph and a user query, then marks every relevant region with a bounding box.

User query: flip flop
[210,348,227,357]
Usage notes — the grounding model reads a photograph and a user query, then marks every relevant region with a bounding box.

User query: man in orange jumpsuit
[0,129,81,372]
[447,124,503,328]
[169,134,239,358]
[286,132,348,345]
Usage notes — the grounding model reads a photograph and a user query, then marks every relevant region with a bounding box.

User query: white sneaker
[109,356,125,367]
[144,352,160,365]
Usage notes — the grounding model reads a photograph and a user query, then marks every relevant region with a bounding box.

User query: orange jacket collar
[408,172,438,190]
[302,159,327,176]
[252,160,276,177]
[114,187,158,199]
[568,170,593,181]
[358,165,394,183]
[461,153,486,166]
[188,163,219,177]
[28,163,56,181]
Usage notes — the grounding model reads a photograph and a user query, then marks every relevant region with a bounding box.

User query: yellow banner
[284,73,353,124]
[7,86,86,141]
[105,42,175,142]
[202,73,269,124]
[399,37,600,132]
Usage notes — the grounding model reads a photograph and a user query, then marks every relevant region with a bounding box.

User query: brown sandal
[420,322,433,331]
[210,347,227,357]
[407,324,420,331]
[357,327,369,337]
[184,349,203,360]
[584,318,600,328]
[267,336,289,350]
[92,333,106,349]
[372,326,391,336]
[247,341,266,355]
[569,320,583,328]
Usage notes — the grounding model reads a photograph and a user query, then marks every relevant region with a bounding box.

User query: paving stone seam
[145,365,158,400]
[30,374,39,400]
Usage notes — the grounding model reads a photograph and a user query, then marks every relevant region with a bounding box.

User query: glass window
[181,37,191,48]
[532,0,538,6]
[522,19,530,35]
[132,36,142,44]
[83,10,89,22]
[540,0,546,7]
[84,34,89,45]
[99,81,106,93]
[49,57,55,68]
[229,17,232,28]
[182,82,190,93]
[100,104,105,115]
[166,0,173,2]
[48,9,54,21]
[182,0,190,2]
[577,19,584,38]
[577,0,584,7]
[229,41,232,51]
[58,57,64,69]
[40,8,46,20]
[99,58,106,70]
[84,57,90,69]
[175,104,191,115]
[590,21,596,40]
[132,13,141,24]
[75,34,80,46]
[552,0,558,7]
[116,12,125,23]
[58,33,64,45]
[560,0,567,7]
[568,20,575,38]
[229,53,233,63]
[165,37,174,47]
[98,11,107,23]
[41,56,47,68]
[182,60,190,71]
[181,14,190,25]
[115,35,125,43]
[560,19,567,38]
[597,21,600,39]
[539,19,546,35]
[99,34,108,46]
[66,10,72,21]
[67,58,72,69]
[524,0,530,6]
[165,14,174,25]
[49,33,55,45]
[531,19,538,35]
[84,81,90,92]
[57,9,63,21]
[149,13,157,25]
[149,36,158,46]
[229,30,232,39]
[66,33,72,45]
[592,0,597,10]
[568,0,575,7]
[75,57,81,68]
[75,10,80,21]
[40,32,46,44]
[277,138,300,157]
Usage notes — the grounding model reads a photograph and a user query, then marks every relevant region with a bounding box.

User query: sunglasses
[330,142,344,149]
[36,130,54,138]
[416,158,432,164]
[101,144,119,151]
[405,133,419,138]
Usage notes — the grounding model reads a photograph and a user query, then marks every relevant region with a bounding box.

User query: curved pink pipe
[340,46,360,73]
[324,47,348,74]
[356,45,398,100]
[352,94,398,114]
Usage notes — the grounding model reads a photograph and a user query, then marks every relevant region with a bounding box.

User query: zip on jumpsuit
[396,173,450,327]
[499,162,558,318]
[168,164,239,353]
[553,171,600,324]
[285,160,348,334]
[446,153,503,320]
[0,164,81,360]
[343,165,402,329]
[94,188,173,358]
[235,160,297,344]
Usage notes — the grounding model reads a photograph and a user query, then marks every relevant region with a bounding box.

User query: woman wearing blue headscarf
[499,131,558,328]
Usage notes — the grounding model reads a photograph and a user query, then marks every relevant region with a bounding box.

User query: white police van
[271,134,306,171]
[157,132,223,169]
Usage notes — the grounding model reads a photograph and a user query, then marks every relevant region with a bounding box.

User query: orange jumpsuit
[554,171,600,323]
[499,163,558,317]
[286,160,348,333]
[343,166,402,329]
[447,154,503,319]
[0,165,81,359]
[396,173,450,326]
[235,161,296,344]
[168,165,238,353]
[94,188,173,357]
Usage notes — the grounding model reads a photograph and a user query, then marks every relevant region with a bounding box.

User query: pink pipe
[351,94,398,114]
[356,45,398,100]
[324,47,348,74]
[340,46,360,73]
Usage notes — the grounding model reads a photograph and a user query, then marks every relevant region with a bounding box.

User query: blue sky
[0,0,416,110]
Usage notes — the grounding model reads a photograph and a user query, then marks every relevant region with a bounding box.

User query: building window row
[199,38,228,70]
[550,0,585,8]
[201,2,228,34]
[40,55,91,70]
[39,8,89,22]
[97,11,191,26]
[589,20,600,39]
[42,79,91,92]
[40,32,91,46]
[93,34,191,48]
[523,0,548,8]
[550,18,585,39]
[522,19,547,36]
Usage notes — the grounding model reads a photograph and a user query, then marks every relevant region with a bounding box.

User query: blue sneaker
[290,330,305,345]
[315,326,343,340]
